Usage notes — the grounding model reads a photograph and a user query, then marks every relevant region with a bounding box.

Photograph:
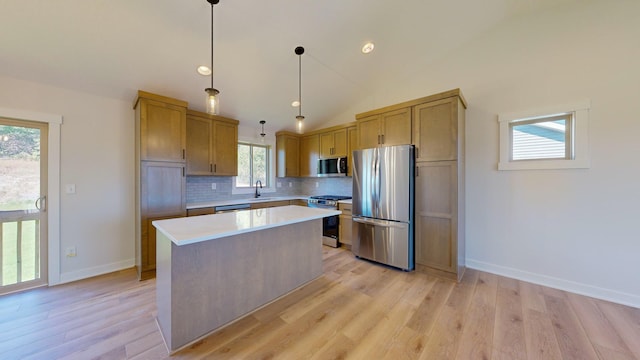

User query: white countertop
[186,196,309,210]
[338,199,352,205]
[153,205,341,246]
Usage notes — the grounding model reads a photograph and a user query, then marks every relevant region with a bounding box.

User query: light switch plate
[65,184,76,194]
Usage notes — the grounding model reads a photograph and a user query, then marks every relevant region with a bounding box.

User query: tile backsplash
[186,176,353,203]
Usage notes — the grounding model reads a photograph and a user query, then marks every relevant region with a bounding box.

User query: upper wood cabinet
[277,122,356,178]
[186,110,238,176]
[413,97,463,162]
[357,107,412,149]
[276,132,300,177]
[212,119,238,176]
[300,134,319,177]
[347,126,357,177]
[186,114,212,174]
[136,91,187,162]
[319,128,348,158]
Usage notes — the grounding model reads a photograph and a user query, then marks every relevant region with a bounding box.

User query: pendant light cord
[298,54,302,117]
[210,2,214,89]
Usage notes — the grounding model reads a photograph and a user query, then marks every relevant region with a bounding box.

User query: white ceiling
[0,0,575,133]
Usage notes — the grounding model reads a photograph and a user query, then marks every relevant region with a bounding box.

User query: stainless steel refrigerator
[352,144,414,271]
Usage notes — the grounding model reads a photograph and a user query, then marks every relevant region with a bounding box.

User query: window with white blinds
[498,101,590,170]
[510,114,572,161]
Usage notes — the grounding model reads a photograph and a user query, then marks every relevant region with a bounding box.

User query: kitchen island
[152,205,340,352]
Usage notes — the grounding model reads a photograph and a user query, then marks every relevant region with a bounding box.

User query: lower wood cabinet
[140,214,183,280]
[338,202,353,247]
[187,207,215,217]
[138,161,186,280]
[291,199,309,207]
[250,200,292,209]
[414,161,464,280]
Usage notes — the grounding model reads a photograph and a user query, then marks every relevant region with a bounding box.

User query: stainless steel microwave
[318,157,347,177]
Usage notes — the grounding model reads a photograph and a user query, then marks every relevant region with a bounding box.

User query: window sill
[498,158,590,171]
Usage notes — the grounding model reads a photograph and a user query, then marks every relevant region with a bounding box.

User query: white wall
[331,0,640,307]
[0,76,135,283]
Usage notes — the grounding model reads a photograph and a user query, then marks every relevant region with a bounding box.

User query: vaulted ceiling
[0,0,576,132]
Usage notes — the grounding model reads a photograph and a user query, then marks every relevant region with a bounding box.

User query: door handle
[35,196,47,212]
[352,216,407,228]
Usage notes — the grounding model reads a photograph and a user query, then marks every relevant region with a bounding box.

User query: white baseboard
[466,259,640,309]
[58,258,135,285]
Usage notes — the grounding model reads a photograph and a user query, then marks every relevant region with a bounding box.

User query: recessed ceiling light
[197,65,211,76]
[362,42,375,54]
[291,100,300,107]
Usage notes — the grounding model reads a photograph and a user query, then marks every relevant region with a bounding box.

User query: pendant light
[295,46,305,134]
[205,0,220,115]
[259,120,266,143]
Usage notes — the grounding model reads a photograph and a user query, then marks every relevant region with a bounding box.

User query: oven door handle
[352,217,407,229]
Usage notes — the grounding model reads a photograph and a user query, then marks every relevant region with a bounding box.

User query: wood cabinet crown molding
[355,88,466,120]
[134,90,188,110]
[275,121,357,138]
[186,108,239,125]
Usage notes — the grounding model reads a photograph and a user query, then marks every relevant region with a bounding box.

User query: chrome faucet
[255,180,263,198]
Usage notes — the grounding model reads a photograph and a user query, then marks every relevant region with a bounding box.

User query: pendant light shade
[296,115,304,134]
[295,46,305,134]
[205,88,219,115]
[205,0,220,115]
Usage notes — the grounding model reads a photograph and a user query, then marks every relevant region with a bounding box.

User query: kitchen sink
[248,197,276,201]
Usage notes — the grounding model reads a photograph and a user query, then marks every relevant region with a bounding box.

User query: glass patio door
[0,118,48,294]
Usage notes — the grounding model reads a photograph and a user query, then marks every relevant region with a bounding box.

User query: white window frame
[232,136,276,195]
[498,100,590,170]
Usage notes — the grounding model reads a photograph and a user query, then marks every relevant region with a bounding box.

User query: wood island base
[155,218,323,352]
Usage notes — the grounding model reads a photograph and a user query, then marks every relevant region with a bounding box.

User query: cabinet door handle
[214,164,217,173]
[182,149,185,159]
[416,148,419,159]
[210,164,213,172]
[381,134,385,144]
[182,167,185,177]
[416,166,419,177]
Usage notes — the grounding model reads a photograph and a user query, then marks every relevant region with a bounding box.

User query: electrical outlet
[289,182,292,188]
[315,182,319,188]
[65,184,76,194]
[66,246,77,257]
[211,183,216,190]
[277,182,282,188]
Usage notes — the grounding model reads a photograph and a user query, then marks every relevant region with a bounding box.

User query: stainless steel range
[307,195,352,247]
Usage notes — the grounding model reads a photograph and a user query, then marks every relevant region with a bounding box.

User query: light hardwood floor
[1,247,639,359]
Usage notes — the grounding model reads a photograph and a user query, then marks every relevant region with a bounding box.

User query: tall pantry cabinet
[413,92,466,281]
[134,91,187,280]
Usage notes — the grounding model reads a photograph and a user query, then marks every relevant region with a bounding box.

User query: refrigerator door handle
[352,216,408,229]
